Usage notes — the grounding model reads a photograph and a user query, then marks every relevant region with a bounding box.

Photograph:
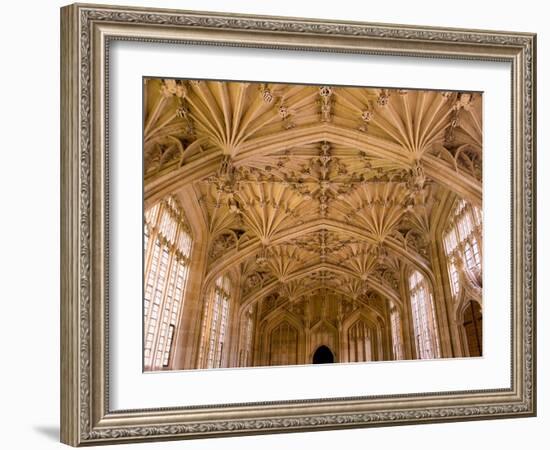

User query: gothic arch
[251,283,400,326]
[204,219,434,288]
[341,310,385,362]
[309,319,339,363]
[146,124,481,207]
[142,79,484,371]
[258,311,306,366]
[458,299,483,357]
[239,262,402,316]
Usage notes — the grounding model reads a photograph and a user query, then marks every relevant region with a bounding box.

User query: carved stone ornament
[61,3,535,446]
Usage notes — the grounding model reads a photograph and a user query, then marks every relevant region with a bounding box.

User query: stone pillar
[226,273,243,368]
[375,324,382,361]
[381,302,393,360]
[171,235,208,369]
[171,186,209,370]
[304,328,311,364]
[252,318,265,367]
[430,238,463,358]
[399,264,416,360]
[430,239,458,358]
[339,320,348,363]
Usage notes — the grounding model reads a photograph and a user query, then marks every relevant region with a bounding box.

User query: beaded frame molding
[60,3,536,446]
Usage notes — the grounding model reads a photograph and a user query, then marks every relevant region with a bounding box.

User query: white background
[111,42,511,409]
[0,0,546,449]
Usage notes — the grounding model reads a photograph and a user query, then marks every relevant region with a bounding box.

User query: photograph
[142,78,483,372]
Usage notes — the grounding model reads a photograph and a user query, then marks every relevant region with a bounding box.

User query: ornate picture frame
[60,3,536,446]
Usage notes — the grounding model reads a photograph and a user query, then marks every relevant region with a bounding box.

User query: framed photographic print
[60,3,536,446]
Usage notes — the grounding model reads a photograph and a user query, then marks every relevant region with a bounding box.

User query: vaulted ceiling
[144,78,482,319]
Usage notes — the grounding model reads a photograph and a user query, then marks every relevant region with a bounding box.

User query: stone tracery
[143,78,484,370]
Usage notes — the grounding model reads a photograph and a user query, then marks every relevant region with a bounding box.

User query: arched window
[143,196,192,371]
[443,199,482,297]
[198,275,232,368]
[408,270,440,359]
[390,304,404,360]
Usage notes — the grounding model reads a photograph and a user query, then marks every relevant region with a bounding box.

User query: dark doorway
[312,345,334,364]
[463,300,483,357]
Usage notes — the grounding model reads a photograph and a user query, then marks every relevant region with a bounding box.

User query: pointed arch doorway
[462,300,483,357]
[312,345,335,364]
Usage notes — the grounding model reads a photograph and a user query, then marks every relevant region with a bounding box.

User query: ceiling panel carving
[144,78,482,317]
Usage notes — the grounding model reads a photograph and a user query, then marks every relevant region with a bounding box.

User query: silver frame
[60,3,536,446]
